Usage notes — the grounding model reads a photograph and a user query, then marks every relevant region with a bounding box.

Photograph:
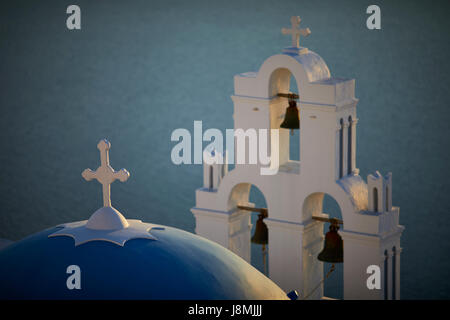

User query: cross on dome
[48,139,163,246]
[282,16,311,48]
[82,139,130,208]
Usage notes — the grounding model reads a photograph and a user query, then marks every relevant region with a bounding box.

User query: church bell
[278,93,300,135]
[318,223,344,263]
[251,213,268,245]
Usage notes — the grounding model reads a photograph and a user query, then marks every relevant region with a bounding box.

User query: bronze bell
[251,213,268,245]
[318,223,344,263]
[280,99,300,135]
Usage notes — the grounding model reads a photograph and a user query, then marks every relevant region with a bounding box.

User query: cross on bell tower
[282,16,311,48]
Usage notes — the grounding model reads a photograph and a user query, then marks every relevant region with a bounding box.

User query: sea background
[1,0,449,299]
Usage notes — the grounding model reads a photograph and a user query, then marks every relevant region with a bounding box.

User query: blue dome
[0,224,288,300]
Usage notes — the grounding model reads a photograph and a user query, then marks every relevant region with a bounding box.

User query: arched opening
[373,187,379,212]
[347,116,352,175]
[386,186,389,212]
[384,250,389,300]
[339,119,344,178]
[209,166,213,189]
[288,75,300,162]
[249,186,269,275]
[322,194,344,299]
[268,68,301,169]
[392,246,396,300]
[302,193,343,299]
[227,183,269,276]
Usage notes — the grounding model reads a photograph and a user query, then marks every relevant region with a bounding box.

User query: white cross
[282,16,311,48]
[82,139,130,207]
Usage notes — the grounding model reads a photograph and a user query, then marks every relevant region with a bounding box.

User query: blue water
[1,0,450,299]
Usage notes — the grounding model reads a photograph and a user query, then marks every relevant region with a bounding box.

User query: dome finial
[48,139,164,246]
[82,139,130,208]
[281,16,311,48]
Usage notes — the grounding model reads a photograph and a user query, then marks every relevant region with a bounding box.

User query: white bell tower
[191,16,404,300]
